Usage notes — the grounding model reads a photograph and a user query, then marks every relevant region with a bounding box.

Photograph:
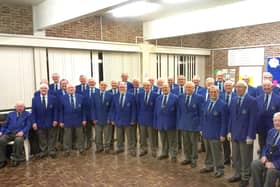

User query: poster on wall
[266,57,280,85]
[239,66,262,87]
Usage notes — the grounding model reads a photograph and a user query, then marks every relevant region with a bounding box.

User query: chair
[7,138,30,161]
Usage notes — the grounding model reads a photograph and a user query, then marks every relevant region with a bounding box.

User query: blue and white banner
[267,57,280,84]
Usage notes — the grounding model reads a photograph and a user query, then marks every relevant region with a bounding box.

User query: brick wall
[46,15,143,43]
[150,22,280,80]
[0,4,33,35]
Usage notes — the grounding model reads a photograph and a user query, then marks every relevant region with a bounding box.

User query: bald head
[15,101,25,113]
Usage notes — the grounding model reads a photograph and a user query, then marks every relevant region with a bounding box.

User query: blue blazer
[137,91,157,126]
[128,87,144,121]
[201,99,228,140]
[108,88,119,95]
[93,91,113,125]
[247,86,257,97]
[200,88,210,102]
[151,85,159,93]
[125,81,133,90]
[256,85,280,96]
[171,85,185,95]
[75,84,89,95]
[228,94,257,141]
[59,93,86,127]
[154,93,178,130]
[48,83,60,96]
[215,80,225,93]
[262,128,280,170]
[31,94,58,129]
[1,111,31,138]
[219,92,237,108]
[256,93,280,135]
[195,86,206,96]
[177,94,204,132]
[109,92,136,126]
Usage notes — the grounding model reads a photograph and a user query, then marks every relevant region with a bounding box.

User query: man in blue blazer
[251,112,280,187]
[121,73,133,90]
[154,83,178,162]
[192,75,206,96]
[148,77,158,93]
[220,80,236,165]
[83,78,100,150]
[155,78,164,95]
[107,80,119,149]
[171,75,185,95]
[228,80,257,187]
[93,81,113,153]
[33,79,49,97]
[31,83,58,159]
[177,81,204,168]
[214,71,225,93]
[256,72,280,96]
[200,86,227,178]
[168,77,179,91]
[59,84,87,157]
[256,80,280,154]
[109,82,137,156]
[75,75,89,95]
[241,75,257,97]
[0,101,31,168]
[138,81,158,157]
[56,79,68,146]
[49,73,61,96]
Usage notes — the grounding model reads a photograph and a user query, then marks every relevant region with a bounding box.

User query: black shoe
[95,149,103,154]
[157,155,168,160]
[0,161,7,169]
[114,149,124,154]
[214,171,224,178]
[49,153,57,159]
[39,153,47,159]
[191,162,197,168]
[139,151,147,157]
[224,160,231,165]
[171,157,177,163]
[151,152,157,158]
[198,148,205,153]
[104,149,110,154]
[228,176,241,183]
[130,152,136,157]
[64,152,70,157]
[180,160,191,165]
[79,150,86,156]
[200,167,214,173]
[11,160,19,167]
[240,180,249,187]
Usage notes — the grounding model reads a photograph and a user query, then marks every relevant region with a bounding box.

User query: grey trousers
[232,141,253,181]
[159,130,177,159]
[63,126,84,152]
[251,159,280,187]
[182,131,199,162]
[116,125,136,153]
[83,121,93,147]
[37,128,57,155]
[95,124,112,151]
[0,133,24,161]
[204,138,224,172]
[139,125,157,154]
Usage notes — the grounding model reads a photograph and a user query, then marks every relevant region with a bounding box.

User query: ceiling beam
[33,0,129,31]
[143,0,280,40]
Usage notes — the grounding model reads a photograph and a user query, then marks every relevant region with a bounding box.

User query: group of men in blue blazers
[1,70,280,187]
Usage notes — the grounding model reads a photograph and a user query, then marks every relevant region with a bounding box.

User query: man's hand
[60,123,64,128]
[107,120,110,125]
[32,123,38,130]
[93,120,97,125]
[246,138,253,145]
[220,136,225,142]
[0,132,2,136]
[111,121,115,126]
[265,161,275,169]
[16,131,24,137]
[261,156,267,164]
[82,121,87,126]
[130,122,135,126]
[53,121,58,127]
[227,133,231,141]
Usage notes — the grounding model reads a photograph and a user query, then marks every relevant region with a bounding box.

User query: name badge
[213,111,219,116]
[192,104,197,109]
[272,106,276,111]
[127,103,131,107]
[242,109,247,114]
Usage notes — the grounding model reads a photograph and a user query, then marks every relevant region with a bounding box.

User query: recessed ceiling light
[110,1,160,18]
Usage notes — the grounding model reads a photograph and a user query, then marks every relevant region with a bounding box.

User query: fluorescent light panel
[162,0,193,4]
[110,1,160,18]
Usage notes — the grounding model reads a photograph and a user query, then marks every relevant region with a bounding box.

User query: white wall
[0,47,35,109]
